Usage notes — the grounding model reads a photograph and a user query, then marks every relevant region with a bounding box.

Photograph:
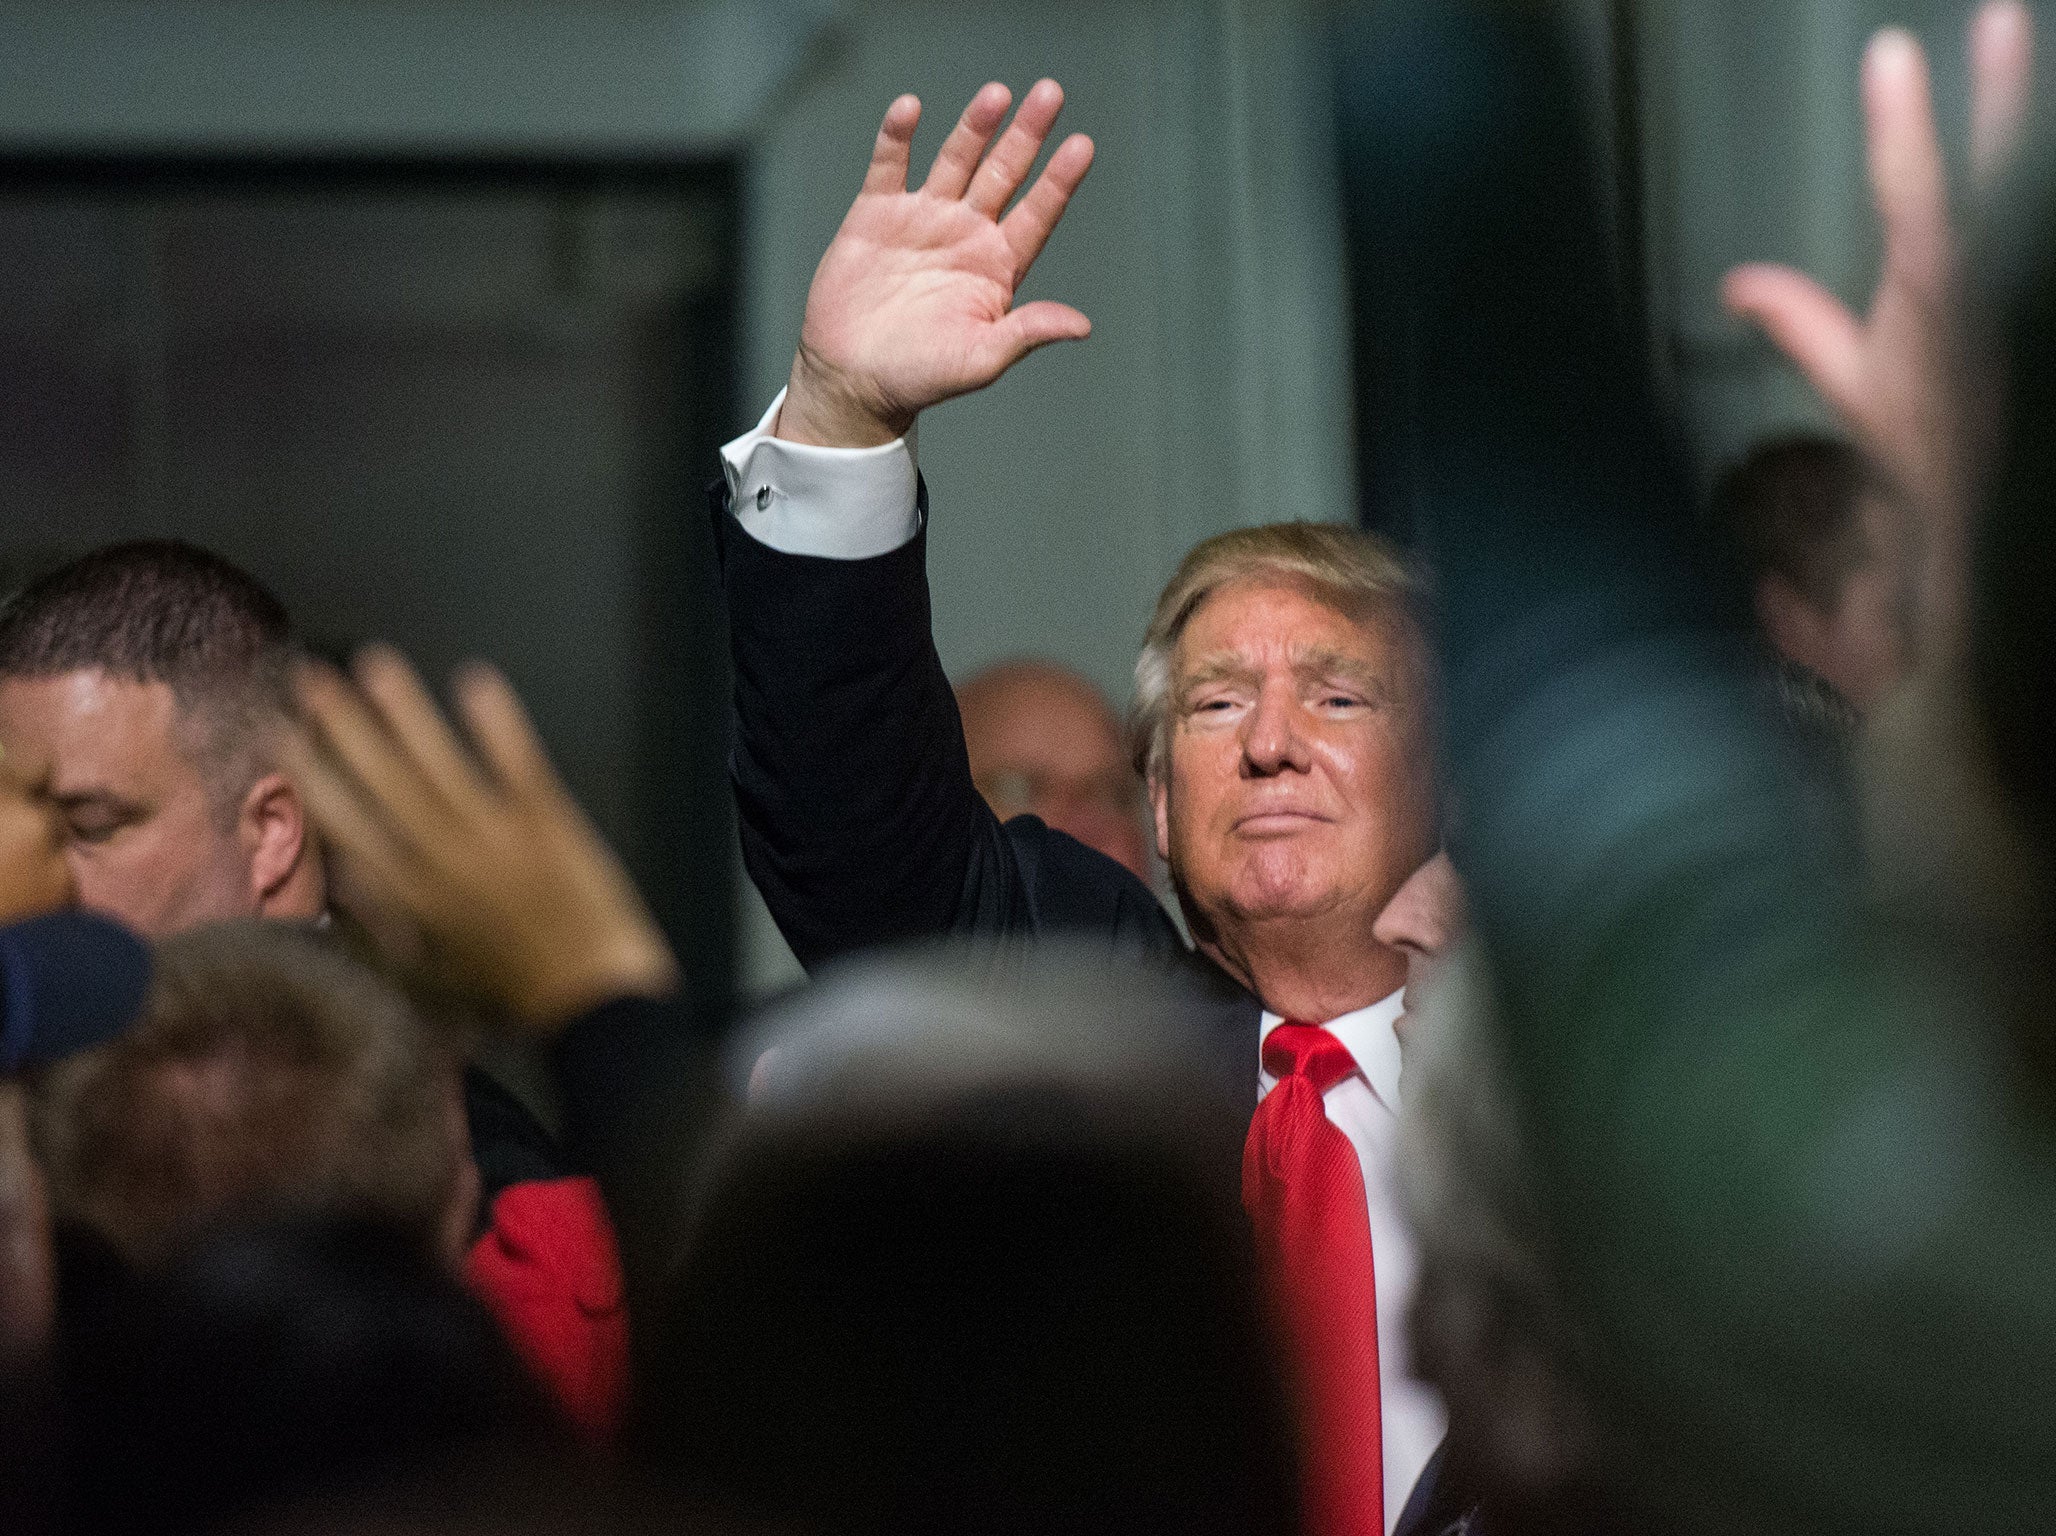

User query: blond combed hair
[1129,521,1427,783]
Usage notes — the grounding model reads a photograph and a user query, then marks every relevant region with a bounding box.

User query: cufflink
[756,484,773,511]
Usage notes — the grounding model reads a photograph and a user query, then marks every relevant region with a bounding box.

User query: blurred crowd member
[956,658,1151,881]
[643,951,1298,1536]
[1710,435,1909,711]
[57,1218,557,1536]
[30,920,628,1439]
[1378,634,1867,1533]
[0,541,323,937]
[717,79,1442,1529]
[1375,851,1626,1536]
[1348,4,2056,1534]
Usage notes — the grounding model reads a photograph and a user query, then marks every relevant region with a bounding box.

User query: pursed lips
[1231,805,1334,835]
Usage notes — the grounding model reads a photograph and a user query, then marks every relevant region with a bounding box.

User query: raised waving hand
[1722,1,2034,658]
[776,80,1097,449]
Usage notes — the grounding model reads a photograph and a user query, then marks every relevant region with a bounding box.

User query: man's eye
[65,812,124,845]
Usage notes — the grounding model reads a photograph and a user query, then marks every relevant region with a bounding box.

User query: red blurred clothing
[465,1174,629,1440]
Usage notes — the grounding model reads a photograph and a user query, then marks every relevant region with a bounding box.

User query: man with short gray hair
[717,80,1442,1531]
[0,540,324,937]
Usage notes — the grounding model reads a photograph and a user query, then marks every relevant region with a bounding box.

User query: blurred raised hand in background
[1724,1,2034,665]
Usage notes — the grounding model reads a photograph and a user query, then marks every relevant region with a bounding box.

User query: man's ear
[1755,574,1838,681]
[1150,772,1172,864]
[238,770,309,911]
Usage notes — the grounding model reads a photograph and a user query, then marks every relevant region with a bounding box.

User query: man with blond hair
[716,80,1442,1532]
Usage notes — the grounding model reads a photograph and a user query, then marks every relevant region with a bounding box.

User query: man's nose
[1241,689,1312,776]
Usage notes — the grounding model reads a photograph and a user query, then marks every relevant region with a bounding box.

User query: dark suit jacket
[713,482,1261,1111]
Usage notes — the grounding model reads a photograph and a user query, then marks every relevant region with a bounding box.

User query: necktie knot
[1262,1021,1359,1096]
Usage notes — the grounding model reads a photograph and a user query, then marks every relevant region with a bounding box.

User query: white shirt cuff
[718,387,922,560]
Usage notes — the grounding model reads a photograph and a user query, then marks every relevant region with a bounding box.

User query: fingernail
[1869,28,1920,73]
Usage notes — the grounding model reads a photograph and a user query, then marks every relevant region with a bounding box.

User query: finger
[351,644,491,814]
[450,661,566,805]
[862,94,922,196]
[1865,28,1952,293]
[277,720,424,908]
[965,78,1066,219]
[1001,132,1096,283]
[292,659,447,842]
[1971,0,2035,190]
[1722,263,1870,428]
[920,82,1012,200]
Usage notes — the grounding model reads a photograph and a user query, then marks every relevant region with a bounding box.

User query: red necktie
[1242,1022,1383,1536]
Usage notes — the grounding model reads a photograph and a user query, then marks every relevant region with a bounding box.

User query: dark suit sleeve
[713,480,1182,972]
[1345,6,2056,1532]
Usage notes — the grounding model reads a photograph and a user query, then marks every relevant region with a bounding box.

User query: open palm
[779,80,1097,448]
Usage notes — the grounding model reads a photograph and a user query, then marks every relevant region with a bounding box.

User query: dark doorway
[0,156,740,1030]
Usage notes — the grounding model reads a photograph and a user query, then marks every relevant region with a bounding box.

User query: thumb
[994,300,1092,369]
[1722,263,1868,426]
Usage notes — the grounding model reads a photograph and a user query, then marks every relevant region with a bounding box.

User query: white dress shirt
[1259,993,1443,1532]
[719,394,1447,1525]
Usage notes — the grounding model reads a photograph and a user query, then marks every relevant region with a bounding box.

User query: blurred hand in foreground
[1723,1,2034,664]
[0,749,73,928]
[776,79,1096,449]
[287,646,678,1032]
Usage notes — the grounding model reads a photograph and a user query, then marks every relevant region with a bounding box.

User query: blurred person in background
[0,541,323,937]
[641,951,1299,1536]
[717,78,1442,1532]
[1710,435,1910,712]
[957,658,1151,882]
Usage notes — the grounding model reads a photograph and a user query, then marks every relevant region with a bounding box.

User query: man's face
[959,665,1150,882]
[0,670,259,937]
[1759,491,1912,713]
[1152,575,1436,945]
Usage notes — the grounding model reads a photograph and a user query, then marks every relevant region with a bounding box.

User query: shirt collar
[1258,987,1406,1113]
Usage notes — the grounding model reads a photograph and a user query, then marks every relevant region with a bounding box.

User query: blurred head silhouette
[1712,437,1909,712]
[641,948,1299,1536]
[55,1217,553,1536]
[32,921,477,1272]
